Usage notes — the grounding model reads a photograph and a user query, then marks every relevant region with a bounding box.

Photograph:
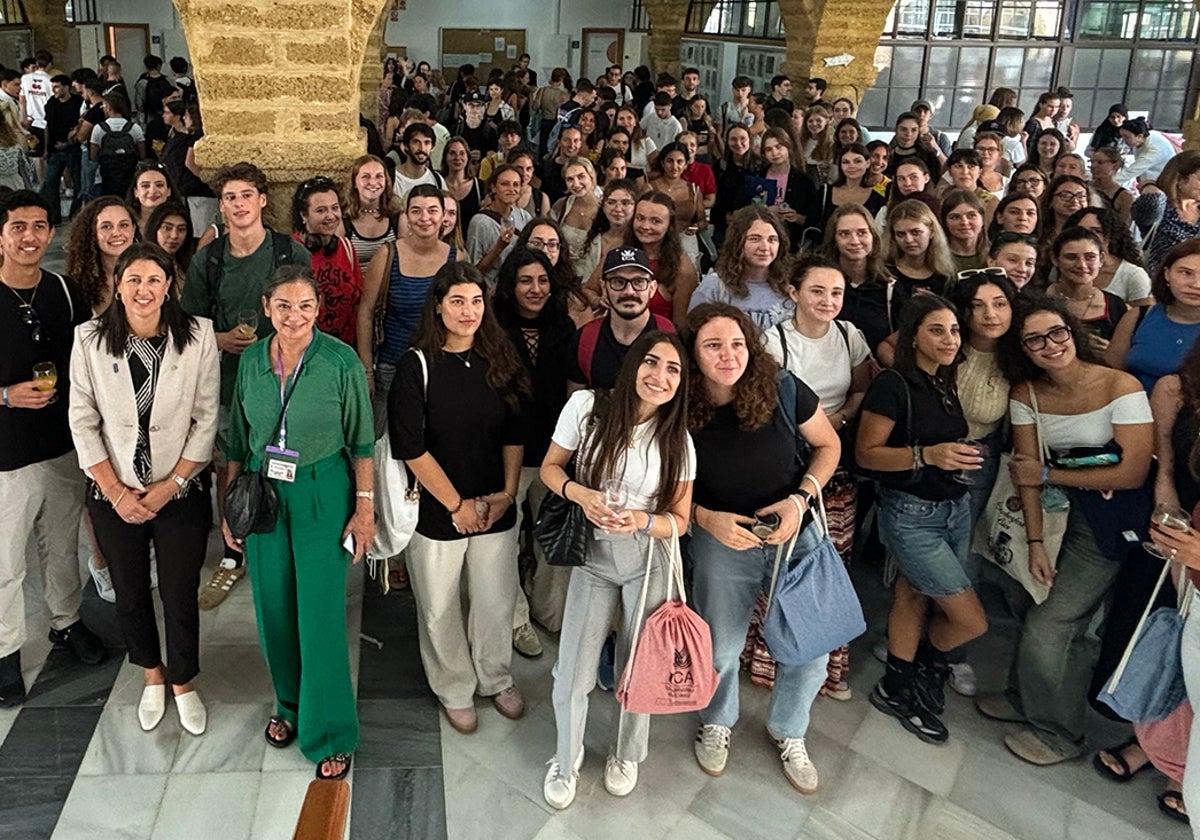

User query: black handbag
[533,492,590,566]
[224,365,302,540]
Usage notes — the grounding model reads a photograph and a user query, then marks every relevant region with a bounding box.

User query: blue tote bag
[763,488,867,666]
[1095,559,1192,723]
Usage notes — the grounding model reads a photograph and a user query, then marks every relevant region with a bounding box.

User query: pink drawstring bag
[617,516,719,714]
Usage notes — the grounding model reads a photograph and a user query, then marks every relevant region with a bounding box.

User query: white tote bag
[368,350,425,564]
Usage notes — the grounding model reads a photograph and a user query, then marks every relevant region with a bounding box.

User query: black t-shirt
[692,375,821,517]
[44,95,82,147]
[860,368,968,501]
[389,349,523,541]
[841,278,903,352]
[886,144,941,179]
[566,316,667,389]
[888,264,949,299]
[0,272,90,471]
[161,130,212,197]
[459,121,498,156]
[764,97,794,116]
[83,101,104,129]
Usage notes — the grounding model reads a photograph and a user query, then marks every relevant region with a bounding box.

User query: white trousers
[0,451,85,657]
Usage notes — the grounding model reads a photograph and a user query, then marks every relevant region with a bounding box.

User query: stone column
[24,0,69,62]
[644,0,696,77]
[799,0,893,107]
[173,0,387,228]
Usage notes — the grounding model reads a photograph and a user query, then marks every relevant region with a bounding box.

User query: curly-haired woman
[66,196,138,314]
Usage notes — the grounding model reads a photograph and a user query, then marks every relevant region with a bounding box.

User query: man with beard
[566,247,674,390]
[392,122,446,203]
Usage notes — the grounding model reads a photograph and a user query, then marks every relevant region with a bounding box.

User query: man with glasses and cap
[0,190,105,706]
[182,162,311,609]
[567,247,675,390]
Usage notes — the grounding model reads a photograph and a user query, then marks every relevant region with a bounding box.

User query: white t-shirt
[20,70,51,128]
[551,390,696,512]
[640,112,682,151]
[763,319,871,413]
[89,117,145,146]
[1107,259,1153,302]
[391,167,442,204]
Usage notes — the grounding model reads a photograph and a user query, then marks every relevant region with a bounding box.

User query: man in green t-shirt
[181,161,311,607]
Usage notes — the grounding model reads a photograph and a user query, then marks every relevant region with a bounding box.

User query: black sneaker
[914,659,948,715]
[0,650,25,707]
[48,620,107,665]
[870,679,949,744]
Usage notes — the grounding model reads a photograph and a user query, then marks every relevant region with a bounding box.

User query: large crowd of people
[2,47,1200,831]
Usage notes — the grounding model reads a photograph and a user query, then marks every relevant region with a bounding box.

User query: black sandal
[264,715,297,749]
[1092,738,1151,782]
[316,752,353,780]
[1159,790,1191,824]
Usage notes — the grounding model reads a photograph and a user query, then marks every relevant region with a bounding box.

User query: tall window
[862,0,1200,130]
[685,0,786,41]
[0,0,26,24]
[631,0,650,33]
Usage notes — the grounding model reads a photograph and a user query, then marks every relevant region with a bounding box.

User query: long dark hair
[1153,238,1200,305]
[410,262,529,407]
[514,216,581,307]
[997,295,1103,384]
[583,178,636,253]
[578,330,691,514]
[893,294,962,388]
[144,201,196,271]
[126,160,179,219]
[65,196,139,311]
[1175,336,1200,478]
[492,247,569,328]
[629,192,685,294]
[1064,206,1144,268]
[682,302,781,432]
[93,242,197,356]
[949,271,1017,346]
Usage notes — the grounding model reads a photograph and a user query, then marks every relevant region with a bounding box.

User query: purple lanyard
[274,336,312,449]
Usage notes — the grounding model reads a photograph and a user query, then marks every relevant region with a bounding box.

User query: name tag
[265,445,299,483]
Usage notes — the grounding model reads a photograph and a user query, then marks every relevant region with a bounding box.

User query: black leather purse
[534,490,590,566]
[225,371,300,540]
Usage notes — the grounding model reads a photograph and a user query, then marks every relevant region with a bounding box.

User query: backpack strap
[776,322,789,370]
[576,319,603,384]
[51,272,73,323]
[650,313,675,332]
[204,234,228,325]
[777,369,799,438]
[270,230,295,269]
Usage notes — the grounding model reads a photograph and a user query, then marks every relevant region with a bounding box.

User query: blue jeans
[79,148,99,204]
[878,488,973,597]
[691,523,829,739]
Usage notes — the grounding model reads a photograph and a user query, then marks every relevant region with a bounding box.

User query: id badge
[265,445,299,483]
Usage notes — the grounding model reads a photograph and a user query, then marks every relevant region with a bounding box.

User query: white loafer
[175,690,207,736]
[138,684,166,731]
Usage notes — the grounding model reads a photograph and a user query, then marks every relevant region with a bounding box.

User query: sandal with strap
[1092,738,1151,783]
[1158,789,1191,824]
[316,752,353,780]
[264,715,297,749]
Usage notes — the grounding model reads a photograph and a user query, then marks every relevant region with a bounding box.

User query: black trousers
[86,489,208,685]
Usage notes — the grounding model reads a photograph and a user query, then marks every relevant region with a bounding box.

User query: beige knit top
[957,345,1009,439]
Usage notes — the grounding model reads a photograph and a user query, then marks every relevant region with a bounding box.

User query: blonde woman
[884,199,956,299]
[549,157,600,266]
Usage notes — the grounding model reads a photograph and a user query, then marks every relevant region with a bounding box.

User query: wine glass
[1144,502,1193,560]
[600,479,627,532]
[953,438,986,484]
[32,362,57,404]
[236,309,259,337]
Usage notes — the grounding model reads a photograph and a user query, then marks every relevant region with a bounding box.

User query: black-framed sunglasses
[956,266,1008,282]
[300,176,337,192]
[1021,324,1073,351]
[991,231,1039,248]
[19,303,41,342]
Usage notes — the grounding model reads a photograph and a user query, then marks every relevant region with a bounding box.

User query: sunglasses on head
[956,266,1008,281]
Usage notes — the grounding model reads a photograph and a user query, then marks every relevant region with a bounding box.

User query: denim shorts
[877,487,973,597]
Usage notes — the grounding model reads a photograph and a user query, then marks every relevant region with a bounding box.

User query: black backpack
[144,74,176,118]
[96,120,138,196]
[203,230,297,327]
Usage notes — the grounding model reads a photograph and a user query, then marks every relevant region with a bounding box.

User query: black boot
[0,650,25,707]
[48,620,107,665]
[870,653,948,744]
[914,640,950,715]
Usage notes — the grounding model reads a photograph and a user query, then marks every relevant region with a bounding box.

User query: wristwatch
[356,490,375,500]
[170,473,187,488]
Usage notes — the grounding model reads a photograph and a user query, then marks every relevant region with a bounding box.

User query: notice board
[440,28,526,80]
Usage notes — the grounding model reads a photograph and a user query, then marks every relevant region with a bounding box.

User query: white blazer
[69,316,219,490]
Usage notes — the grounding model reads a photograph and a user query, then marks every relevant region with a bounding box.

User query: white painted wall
[384,0,633,81]
[93,0,185,58]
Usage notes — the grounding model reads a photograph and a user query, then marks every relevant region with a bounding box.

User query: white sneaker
[89,558,116,604]
[543,752,582,810]
[604,755,638,796]
[694,724,731,776]
[948,662,978,697]
[774,734,818,794]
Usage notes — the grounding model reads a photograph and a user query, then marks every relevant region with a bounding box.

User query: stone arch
[783,0,894,106]
[171,0,389,225]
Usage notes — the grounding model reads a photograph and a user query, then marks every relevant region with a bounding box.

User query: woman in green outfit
[221,263,376,781]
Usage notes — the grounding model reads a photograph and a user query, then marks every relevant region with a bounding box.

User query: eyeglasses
[605,275,650,291]
[956,266,1008,281]
[1021,324,1073,351]
[18,303,40,342]
[527,237,560,252]
[1014,177,1045,187]
[974,146,1000,154]
[1054,190,1088,203]
[604,198,635,208]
